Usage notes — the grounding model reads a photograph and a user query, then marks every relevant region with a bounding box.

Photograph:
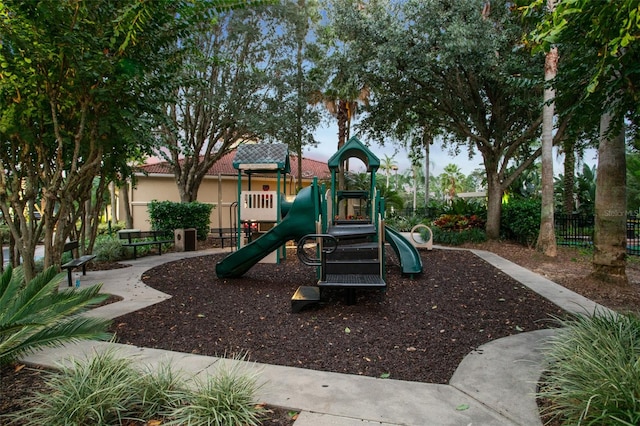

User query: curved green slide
[216,185,319,278]
[385,226,423,275]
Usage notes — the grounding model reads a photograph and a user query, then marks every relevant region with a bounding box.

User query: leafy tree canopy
[526,0,640,139]
[326,0,548,238]
[0,0,242,277]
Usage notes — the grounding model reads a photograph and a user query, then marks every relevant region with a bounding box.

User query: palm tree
[377,183,404,213]
[315,84,370,152]
[313,82,369,192]
[380,154,398,188]
[593,114,627,284]
[0,266,112,366]
[345,171,370,191]
[575,163,596,215]
[537,0,559,257]
[439,164,466,200]
[556,134,592,213]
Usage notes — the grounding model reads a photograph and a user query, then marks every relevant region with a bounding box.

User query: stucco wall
[125,173,311,230]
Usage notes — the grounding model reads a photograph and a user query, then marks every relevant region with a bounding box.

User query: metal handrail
[296,234,338,267]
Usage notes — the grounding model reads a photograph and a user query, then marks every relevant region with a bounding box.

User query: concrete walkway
[22,247,613,426]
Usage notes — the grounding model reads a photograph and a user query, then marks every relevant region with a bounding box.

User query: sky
[145,120,598,179]
[303,123,484,177]
[303,122,599,179]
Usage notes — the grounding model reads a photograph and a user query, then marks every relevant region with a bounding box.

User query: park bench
[61,240,96,287]
[118,230,173,259]
[210,226,256,249]
[210,228,238,249]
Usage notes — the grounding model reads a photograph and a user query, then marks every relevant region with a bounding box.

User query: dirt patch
[460,241,640,314]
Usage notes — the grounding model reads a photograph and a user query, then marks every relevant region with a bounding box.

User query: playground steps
[291,224,385,313]
[319,273,386,307]
[291,273,387,313]
[327,224,377,239]
[291,255,386,313]
[291,286,321,313]
[319,273,385,288]
[326,241,380,274]
[329,241,379,258]
[325,259,380,274]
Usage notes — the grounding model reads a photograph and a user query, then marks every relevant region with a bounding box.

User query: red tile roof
[138,150,331,180]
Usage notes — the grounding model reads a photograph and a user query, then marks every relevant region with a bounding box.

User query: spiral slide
[215,185,318,278]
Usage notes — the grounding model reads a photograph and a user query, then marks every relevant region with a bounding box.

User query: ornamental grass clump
[7,350,264,426]
[10,350,145,425]
[165,359,263,426]
[137,361,188,420]
[538,310,640,425]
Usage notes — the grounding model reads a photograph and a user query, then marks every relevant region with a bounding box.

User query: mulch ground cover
[110,248,566,384]
[1,247,568,425]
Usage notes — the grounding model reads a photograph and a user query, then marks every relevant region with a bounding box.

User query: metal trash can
[174,228,196,252]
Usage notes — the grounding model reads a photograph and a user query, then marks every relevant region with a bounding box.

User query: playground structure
[215,137,424,311]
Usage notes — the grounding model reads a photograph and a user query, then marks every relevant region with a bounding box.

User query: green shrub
[137,362,186,420]
[500,197,541,246]
[431,226,487,245]
[97,221,127,236]
[148,201,213,240]
[33,257,45,274]
[385,215,429,232]
[443,198,487,217]
[433,214,485,231]
[0,224,9,244]
[9,350,179,425]
[93,235,126,262]
[538,311,640,425]
[430,207,486,246]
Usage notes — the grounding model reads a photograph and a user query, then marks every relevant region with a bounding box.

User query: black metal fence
[555,213,640,256]
[391,207,440,220]
[391,208,640,256]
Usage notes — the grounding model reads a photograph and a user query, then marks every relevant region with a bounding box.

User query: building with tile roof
[126,148,330,230]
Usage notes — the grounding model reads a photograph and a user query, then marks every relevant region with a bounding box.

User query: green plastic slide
[215,185,318,278]
[384,225,423,275]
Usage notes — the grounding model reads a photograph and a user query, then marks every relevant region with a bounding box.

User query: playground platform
[21,246,612,426]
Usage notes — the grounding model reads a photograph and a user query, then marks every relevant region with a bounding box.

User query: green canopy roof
[327,136,380,172]
[232,143,290,173]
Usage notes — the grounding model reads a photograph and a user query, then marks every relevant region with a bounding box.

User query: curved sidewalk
[22,247,612,426]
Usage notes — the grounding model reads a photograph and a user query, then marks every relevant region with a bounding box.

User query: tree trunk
[9,233,18,267]
[177,175,197,202]
[110,181,117,225]
[412,165,417,211]
[424,135,431,207]
[485,172,503,240]
[295,11,304,194]
[120,182,134,229]
[297,149,303,193]
[563,139,576,214]
[86,176,108,254]
[537,46,558,257]
[592,112,627,284]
